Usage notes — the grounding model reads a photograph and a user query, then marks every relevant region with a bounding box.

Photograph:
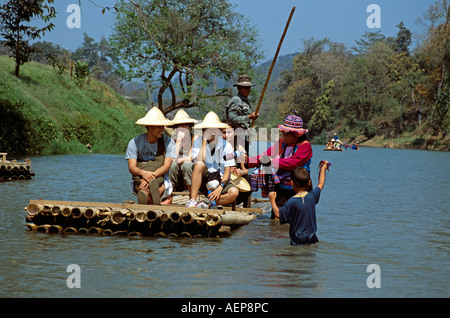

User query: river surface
[0,145,449,298]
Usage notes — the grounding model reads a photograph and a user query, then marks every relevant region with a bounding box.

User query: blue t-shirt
[279,187,321,245]
[125,133,175,162]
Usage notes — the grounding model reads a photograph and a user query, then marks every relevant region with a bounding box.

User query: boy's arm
[268,192,279,220]
[317,160,329,190]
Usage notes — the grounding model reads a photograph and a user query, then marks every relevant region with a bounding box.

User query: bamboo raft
[0,152,35,181]
[25,195,270,238]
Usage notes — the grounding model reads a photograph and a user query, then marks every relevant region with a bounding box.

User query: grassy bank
[0,55,146,155]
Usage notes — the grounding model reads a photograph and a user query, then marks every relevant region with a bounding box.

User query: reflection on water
[0,147,449,297]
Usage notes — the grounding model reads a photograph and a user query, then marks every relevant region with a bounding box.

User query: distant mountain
[256,52,298,84]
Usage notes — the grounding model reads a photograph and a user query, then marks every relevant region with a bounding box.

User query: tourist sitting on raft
[222,124,253,207]
[125,107,175,205]
[247,112,313,218]
[186,112,239,208]
[166,109,199,204]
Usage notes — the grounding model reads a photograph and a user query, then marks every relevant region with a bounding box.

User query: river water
[0,145,448,298]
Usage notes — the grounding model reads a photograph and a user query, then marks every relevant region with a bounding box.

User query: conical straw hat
[171,109,198,125]
[136,107,173,126]
[230,173,251,192]
[194,111,230,129]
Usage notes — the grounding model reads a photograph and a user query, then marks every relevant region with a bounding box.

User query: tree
[394,21,412,54]
[0,0,56,77]
[109,0,263,114]
[351,31,386,55]
[417,0,450,136]
[309,79,334,135]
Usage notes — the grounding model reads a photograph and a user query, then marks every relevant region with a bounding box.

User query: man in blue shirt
[269,161,330,245]
[125,107,175,205]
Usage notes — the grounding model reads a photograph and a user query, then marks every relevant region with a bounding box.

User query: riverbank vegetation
[0,55,145,155]
[264,1,449,151]
[0,0,448,155]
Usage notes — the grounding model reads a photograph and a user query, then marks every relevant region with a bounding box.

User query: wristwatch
[220,182,226,188]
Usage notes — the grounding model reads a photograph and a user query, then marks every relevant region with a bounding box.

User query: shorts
[130,174,173,200]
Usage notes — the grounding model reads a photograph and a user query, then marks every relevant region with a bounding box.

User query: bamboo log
[84,208,97,219]
[146,210,161,222]
[26,203,43,216]
[64,227,78,234]
[61,206,73,217]
[160,211,169,222]
[88,227,103,235]
[169,211,182,223]
[26,224,38,231]
[71,207,85,218]
[181,212,196,224]
[26,203,51,216]
[28,199,254,214]
[111,210,126,225]
[49,225,64,234]
[51,205,61,217]
[37,224,51,233]
[205,214,221,227]
[218,211,256,225]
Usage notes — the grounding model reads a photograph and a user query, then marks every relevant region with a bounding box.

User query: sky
[33,0,435,63]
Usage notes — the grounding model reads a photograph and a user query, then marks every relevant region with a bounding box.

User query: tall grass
[0,55,146,155]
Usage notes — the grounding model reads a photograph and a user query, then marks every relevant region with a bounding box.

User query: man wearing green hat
[226,74,259,131]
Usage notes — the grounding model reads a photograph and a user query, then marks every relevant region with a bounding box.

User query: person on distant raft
[268,161,330,245]
[125,107,175,205]
[226,74,259,155]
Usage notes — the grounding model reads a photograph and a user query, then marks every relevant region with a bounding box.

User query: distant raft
[25,199,265,238]
[0,152,35,181]
[323,148,343,151]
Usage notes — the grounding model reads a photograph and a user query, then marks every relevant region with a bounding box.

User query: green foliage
[0,0,56,77]
[309,80,334,135]
[109,0,263,114]
[275,1,449,145]
[0,55,144,156]
[73,61,90,87]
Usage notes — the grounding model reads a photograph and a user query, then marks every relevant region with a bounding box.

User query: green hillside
[0,55,146,156]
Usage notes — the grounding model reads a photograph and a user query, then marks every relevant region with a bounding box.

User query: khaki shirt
[226,94,252,130]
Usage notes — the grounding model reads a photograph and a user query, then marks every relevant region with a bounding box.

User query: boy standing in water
[269,161,330,245]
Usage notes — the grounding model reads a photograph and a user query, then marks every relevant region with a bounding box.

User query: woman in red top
[248,113,313,218]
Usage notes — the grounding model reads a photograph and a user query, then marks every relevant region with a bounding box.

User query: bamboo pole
[250,6,296,128]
